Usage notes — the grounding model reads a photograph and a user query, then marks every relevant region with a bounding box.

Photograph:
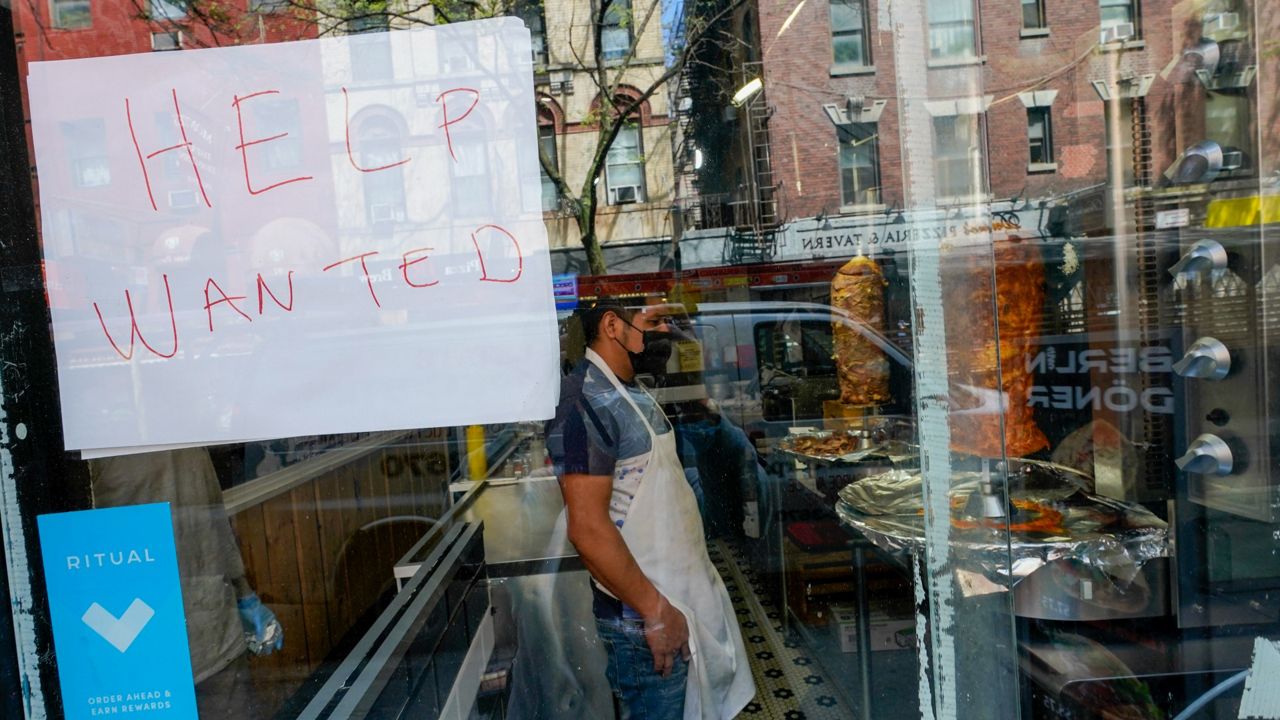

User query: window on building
[933,113,986,198]
[538,117,560,212]
[838,123,880,206]
[151,30,181,51]
[350,15,394,81]
[606,124,645,205]
[254,98,304,172]
[831,0,870,66]
[360,117,409,224]
[1027,107,1054,166]
[149,0,185,20]
[451,135,492,217]
[51,0,91,28]
[60,119,109,188]
[249,0,289,13]
[515,0,549,66]
[927,0,976,60]
[437,32,479,76]
[1021,0,1046,30]
[1104,100,1136,187]
[1099,0,1139,36]
[601,0,632,61]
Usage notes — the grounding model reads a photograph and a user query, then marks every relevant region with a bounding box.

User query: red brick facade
[754,0,1264,222]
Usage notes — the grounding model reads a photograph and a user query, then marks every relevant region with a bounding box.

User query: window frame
[50,0,92,29]
[515,0,549,66]
[837,122,881,208]
[150,30,182,52]
[538,119,560,213]
[926,0,978,61]
[1021,0,1046,31]
[605,123,646,205]
[600,0,632,62]
[931,112,988,201]
[1027,106,1054,167]
[830,0,871,68]
[1103,99,1136,188]
[148,0,186,20]
[449,132,492,218]
[249,0,290,14]
[61,118,110,188]
[1099,0,1141,39]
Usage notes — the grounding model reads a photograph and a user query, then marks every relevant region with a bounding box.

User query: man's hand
[643,593,691,677]
[561,474,691,676]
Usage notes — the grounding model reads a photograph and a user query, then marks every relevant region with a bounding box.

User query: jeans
[595,615,688,720]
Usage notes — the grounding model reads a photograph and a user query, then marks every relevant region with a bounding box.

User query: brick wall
[754,0,1213,223]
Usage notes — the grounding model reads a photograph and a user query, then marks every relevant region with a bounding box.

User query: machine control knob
[1175,434,1234,475]
[1168,239,1228,278]
[1173,337,1232,380]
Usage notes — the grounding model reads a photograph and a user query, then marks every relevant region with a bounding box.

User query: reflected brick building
[680,0,1272,256]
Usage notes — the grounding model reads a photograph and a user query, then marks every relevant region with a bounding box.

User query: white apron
[586,350,756,720]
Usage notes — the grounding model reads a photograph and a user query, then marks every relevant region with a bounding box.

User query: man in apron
[547,299,755,720]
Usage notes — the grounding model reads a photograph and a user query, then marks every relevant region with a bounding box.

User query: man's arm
[562,473,690,676]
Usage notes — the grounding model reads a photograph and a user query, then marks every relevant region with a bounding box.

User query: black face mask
[629,330,674,377]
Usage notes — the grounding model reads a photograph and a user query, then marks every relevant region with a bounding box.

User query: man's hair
[578,298,634,346]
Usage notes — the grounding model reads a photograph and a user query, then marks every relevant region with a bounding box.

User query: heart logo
[81,599,155,653]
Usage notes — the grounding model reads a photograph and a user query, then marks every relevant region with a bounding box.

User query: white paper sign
[28,19,558,455]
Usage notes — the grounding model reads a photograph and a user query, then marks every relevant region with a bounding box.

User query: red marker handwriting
[126,90,212,211]
[203,278,252,332]
[323,252,382,307]
[400,247,440,288]
[343,87,411,173]
[472,224,523,283]
[436,88,480,163]
[257,272,296,314]
[93,274,180,359]
[232,90,314,195]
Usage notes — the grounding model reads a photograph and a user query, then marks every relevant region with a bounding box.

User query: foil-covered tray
[835,463,1169,587]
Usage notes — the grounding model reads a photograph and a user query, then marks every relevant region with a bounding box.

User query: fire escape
[672,56,781,266]
[724,60,781,264]
[671,71,701,237]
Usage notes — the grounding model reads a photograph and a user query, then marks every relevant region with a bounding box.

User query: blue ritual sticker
[37,503,197,719]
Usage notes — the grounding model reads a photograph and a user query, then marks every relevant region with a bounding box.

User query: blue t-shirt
[546,357,672,526]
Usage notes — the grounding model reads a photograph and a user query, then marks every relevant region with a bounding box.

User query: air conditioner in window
[369,203,401,223]
[1099,22,1135,45]
[608,185,643,204]
[1203,12,1240,34]
[168,189,197,209]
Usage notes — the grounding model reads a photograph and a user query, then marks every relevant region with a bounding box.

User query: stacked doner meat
[831,255,890,406]
[944,236,1049,457]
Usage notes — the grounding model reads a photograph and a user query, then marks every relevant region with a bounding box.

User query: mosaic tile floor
[708,540,857,720]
